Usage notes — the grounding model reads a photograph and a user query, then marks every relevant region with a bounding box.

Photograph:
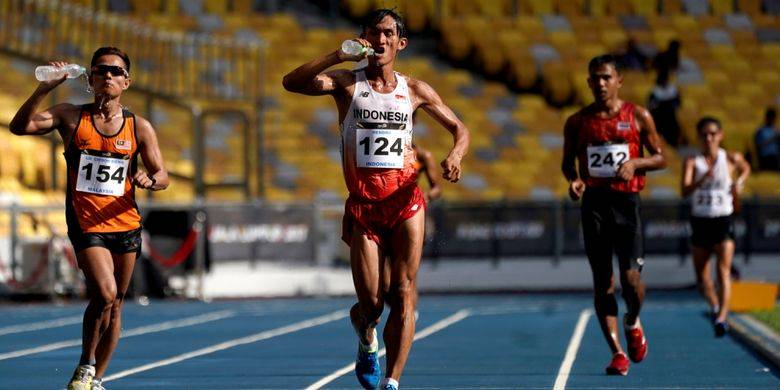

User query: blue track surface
[0,292,777,389]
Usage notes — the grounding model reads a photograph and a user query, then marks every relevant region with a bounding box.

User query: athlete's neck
[593,97,623,117]
[92,95,122,121]
[703,146,719,160]
[364,64,397,91]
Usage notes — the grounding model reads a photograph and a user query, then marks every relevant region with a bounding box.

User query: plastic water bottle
[341,40,374,57]
[35,64,86,81]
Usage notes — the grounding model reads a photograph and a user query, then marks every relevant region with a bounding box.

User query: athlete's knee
[387,279,416,310]
[92,281,117,308]
[592,274,615,295]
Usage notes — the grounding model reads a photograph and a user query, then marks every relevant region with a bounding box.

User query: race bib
[75,151,129,196]
[356,128,405,168]
[586,144,629,178]
[692,189,730,215]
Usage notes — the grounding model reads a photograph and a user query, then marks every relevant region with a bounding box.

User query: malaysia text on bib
[76,152,129,196]
[356,128,405,168]
[586,144,630,178]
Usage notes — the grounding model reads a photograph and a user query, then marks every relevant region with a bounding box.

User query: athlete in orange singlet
[283,9,469,390]
[561,55,666,376]
[10,47,169,390]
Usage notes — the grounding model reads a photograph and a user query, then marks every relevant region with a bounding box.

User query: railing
[2,199,780,298]
[0,0,266,102]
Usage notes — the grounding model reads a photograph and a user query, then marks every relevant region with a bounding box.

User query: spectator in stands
[619,38,650,71]
[653,40,681,75]
[648,69,682,147]
[283,9,469,390]
[9,47,169,390]
[754,107,779,171]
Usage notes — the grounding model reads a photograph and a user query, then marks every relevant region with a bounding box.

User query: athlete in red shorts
[561,55,666,376]
[283,9,469,390]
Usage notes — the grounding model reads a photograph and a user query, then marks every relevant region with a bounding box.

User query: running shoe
[714,321,729,337]
[625,320,648,363]
[605,352,630,376]
[383,383,399,390]
[66,365,95,390]
[91,378,106,390]
[355,330,381,389]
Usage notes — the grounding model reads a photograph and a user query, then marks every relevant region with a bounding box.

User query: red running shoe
[625,323,648,363]
[605,352,629,376]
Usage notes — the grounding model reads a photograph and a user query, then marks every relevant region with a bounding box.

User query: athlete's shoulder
[629,102,651,118]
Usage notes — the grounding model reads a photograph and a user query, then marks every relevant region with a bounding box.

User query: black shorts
[68,227,142,254]
[690,215,734,248]
[581,187,644,271]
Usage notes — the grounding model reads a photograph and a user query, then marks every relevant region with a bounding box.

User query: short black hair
[362,9,406,39]
[91,47,130,73]
[766,107,777,123]
[588,54,622,75]
[696,116,722,133]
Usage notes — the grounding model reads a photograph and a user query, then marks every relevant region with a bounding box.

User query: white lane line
[553,309,591,390]
[305,309,471,390]
[0,315,83,336]
[0,310,234,361]
[104,309,350,382]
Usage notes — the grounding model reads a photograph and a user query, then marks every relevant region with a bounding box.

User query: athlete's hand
[616,160,636,181]
[568,178,585,201]
[37,61,69,91]
[338,38,372,62]
[441,154,462,183]
[133,171,156,190]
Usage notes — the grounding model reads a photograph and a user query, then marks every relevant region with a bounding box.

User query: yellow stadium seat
[710,0,734,16]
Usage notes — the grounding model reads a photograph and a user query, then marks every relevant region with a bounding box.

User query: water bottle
[341,40,374,57]
[35,64,86,81]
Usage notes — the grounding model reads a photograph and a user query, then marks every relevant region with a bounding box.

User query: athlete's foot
[355,328,381,389]
[66,364,95,390]
[91,377,106,390]
[605,352,629,376]
[624,316,648,363]
[714,321,729,337]
[380,378,400,390]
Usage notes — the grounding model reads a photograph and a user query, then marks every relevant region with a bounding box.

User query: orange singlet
[64,104,141,234]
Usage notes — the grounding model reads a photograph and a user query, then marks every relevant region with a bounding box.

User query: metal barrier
[2,198,779,298]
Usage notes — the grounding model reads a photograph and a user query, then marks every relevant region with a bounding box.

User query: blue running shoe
[355,330,381,389]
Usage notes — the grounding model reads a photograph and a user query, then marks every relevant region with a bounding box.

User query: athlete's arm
[616,105,667,180]
[411,79,469,183]
[562,114,585,200]
[417,147,442,201]
[9,61,74,136]
[680,157,709,197]
[282,39,368,96]
[728,151,751,194]
[133,116,169,191]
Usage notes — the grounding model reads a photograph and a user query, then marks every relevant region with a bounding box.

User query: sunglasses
[91,64,128,77]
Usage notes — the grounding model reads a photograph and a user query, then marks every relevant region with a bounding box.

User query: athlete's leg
[692,245,718,312]
[350,225,385,346]
[383,210,424,381]
[713,239,734,323]
[619,267,645,326]
[582,192,623,355]
[77,247,117,367]
[94,251,137,378]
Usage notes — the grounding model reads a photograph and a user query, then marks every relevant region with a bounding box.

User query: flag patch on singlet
[617,121,631,131]
[115,139,131,150]
[395,94,406,100]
